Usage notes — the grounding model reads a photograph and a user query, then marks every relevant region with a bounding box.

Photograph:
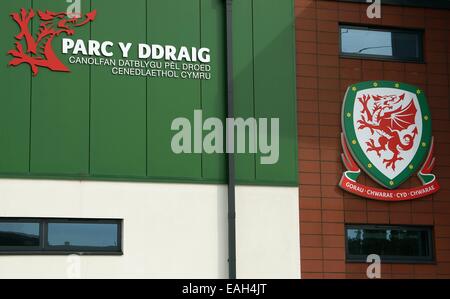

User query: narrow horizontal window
[346,225,434,263]
[337,0,450,10]
[0,221,41,249]
[0,218,122,255]
[47,221,120,252]
[340,25,423,62]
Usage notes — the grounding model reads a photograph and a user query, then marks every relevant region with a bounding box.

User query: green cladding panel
[90,0,147,177]
[200,0,227,181]
[0,0,298,186]
[0,0,31,174]
[30,0,90,175]
[233,0,257,183]
[147,0,202,180]
[253,0,298,184]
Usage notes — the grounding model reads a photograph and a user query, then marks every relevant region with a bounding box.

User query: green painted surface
[201,0,227,181]
[30,0,90,175]
[0,0,31,174]
[147,0,202,179]
[0,0,298,186]
[90,0,147,177]
[253,0,298,184]
[233,0,257,182]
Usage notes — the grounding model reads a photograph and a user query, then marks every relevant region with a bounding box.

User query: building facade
[1,0,450,280]
[0,0,299,278]
[297,0,450,278]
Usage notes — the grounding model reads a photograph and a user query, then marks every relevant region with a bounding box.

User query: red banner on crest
[339,174,439,201]
[339,133,440,201]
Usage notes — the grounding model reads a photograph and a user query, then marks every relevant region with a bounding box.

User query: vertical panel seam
[251,0,257,181]
[28,0,34,174]
[88,0,92,175]
[146,0,149,177]
[291,0,299,183]
[200,0,204,179]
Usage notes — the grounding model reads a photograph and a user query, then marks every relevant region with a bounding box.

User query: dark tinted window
[346,225,434,262]
[0,218,122,254]
[340,25,423,62]
[47,222,119,250]
[0,222,40,247]
[337,0,450,9]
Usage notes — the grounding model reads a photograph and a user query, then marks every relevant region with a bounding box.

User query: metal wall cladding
[0,0,297,186]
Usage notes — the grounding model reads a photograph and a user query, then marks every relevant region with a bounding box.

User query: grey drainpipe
[225,0,236,280]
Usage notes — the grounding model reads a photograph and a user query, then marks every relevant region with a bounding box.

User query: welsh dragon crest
[356,93,418,171]
[8,8,96,76]
[339,81,439,201]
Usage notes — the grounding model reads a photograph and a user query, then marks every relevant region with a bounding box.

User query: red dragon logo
[339,81,439,201]
[7,8,96,76]
[356,93,418,171]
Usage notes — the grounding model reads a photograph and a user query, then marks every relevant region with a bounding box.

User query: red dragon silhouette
[357,93,418,171]
[7,8,96,76]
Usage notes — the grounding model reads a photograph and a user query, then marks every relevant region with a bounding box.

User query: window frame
[339,24,425,63]
[345,224,435,264]
[0,218,43,252]
[336,0,450,10]
[0,218,123,256]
